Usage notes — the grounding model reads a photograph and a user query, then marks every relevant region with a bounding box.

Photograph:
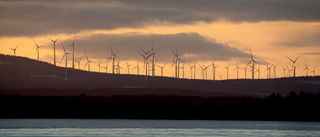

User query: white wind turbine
[33,40,42,61]
[219,74,224,80]
[286,55,300,77]
[286,65,293,77]
[83,51,93,71]
[273,64,277,78]
[102,61,109,73]
[60,42,70,80]
[246,49,259,79]
[311,67,316,76]
[49,37,60,66]
[265,65,272,79]
[190,64,195,79]
[242,66,248,79]
[68,38,76,69]
[157,64,166,77]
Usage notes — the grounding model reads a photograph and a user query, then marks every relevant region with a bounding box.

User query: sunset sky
[1,0,319,80]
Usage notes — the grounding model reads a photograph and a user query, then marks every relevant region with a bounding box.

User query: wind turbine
[190,63,196,79]
[256,65,261,79]
[102,61,109,73]
[97,60,101,73]
[60,42,70,80]
[107,45,119,74]
[199,65,205,80]
[273,64,277,78]
[125,60,132,74]
[9,42,20,56]
[246,49,259,79]
[211,61,218,80]
[33,40,42,61]
[49,37,60,66]
[286,65,293,77]
[170,46,183,79]
[157,64,166,77]
[286,55,300,77]
[204,65,210,80]
[302,61,310,77]
[282,66,287,78]
[311,67,316,76]
[137,49,152,80]
[83,51,93,71]
[233,61,240,79]
[132,60,140,75]
[265,65,272,79]
[242,66,248,79]
[219,74,223,80]
[75,57,82,70]
[225,65,230,80]
[180,62,185,79]
[68,38,76,69]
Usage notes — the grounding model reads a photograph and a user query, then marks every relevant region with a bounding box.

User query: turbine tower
[286,55,300,77]
[199,65,205,80]
[246,49,259,79]
[33,40,42,61]
[256,65,261,79]
[83,51,93,71]
[49,37,60,66]
[97,60,101,73]
[273,64,277,78]
[282,66,287,78]
[68,38,76,69]
[60,42,70,80]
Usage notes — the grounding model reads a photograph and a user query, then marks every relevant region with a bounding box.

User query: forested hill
[1,54,319,97]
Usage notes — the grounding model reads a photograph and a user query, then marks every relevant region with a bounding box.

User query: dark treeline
[0,91,319,121]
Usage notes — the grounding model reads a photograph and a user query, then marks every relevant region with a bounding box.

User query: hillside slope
[0,54,319,97]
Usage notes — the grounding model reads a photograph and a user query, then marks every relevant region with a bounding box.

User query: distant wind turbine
[83,51,93,71]
[9,42,21,56]
[60,42,70,80]
[246,49,259,79]
[242,66,248,79]
[225,65,230,80]
[33,40,42,61]
[68,38,76,69]
[302,61,310,77]
[286,55,300,77]
[211,61,217,80]
[157,64,166,77]
[107,45,119,74]
[233,61,240,79]
[137,48,152,80]
[48,37,60,66]
[132,60,140,75]
[125,60,132,74]
[170,46,183,79]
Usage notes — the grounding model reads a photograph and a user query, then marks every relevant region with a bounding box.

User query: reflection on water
[0,119,320,137]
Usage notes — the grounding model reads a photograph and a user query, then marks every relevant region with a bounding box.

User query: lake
[0,119,320,137]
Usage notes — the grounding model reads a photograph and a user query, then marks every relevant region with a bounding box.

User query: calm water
[0,119,320,137]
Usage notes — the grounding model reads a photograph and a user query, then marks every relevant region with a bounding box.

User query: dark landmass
[1,91,319,121]
[1,54,320,97]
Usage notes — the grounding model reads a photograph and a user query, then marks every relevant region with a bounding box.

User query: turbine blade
[294,56,300,62]
[286,56,294,62]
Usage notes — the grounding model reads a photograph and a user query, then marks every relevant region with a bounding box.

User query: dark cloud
[1,0,320,36]
[57,33,265,64]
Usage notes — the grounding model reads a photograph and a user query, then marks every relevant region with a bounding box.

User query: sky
[1,0,320,80]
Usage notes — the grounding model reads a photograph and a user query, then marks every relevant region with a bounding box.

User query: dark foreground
[1,91,319,121]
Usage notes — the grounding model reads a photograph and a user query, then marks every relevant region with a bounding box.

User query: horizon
[1,1,319,80]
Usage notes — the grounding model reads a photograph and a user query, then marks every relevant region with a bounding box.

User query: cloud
[1,0,320,37]
[59,32,253,63]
